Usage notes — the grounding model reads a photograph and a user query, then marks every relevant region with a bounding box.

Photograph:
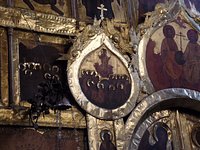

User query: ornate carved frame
[68,32,140,120]
[0,5,86,128]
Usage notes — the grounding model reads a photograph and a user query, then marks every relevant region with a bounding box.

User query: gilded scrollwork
[69,20,134,64]
[102,21,133,55]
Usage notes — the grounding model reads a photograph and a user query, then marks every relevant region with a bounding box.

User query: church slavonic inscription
[100,129,116,150]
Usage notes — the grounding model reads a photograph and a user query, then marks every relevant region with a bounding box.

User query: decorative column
[7,0,14,105]
[71,0,79,28]
[127,0,138,29]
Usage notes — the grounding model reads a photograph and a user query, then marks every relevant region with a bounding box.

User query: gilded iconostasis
[0,0,199,150]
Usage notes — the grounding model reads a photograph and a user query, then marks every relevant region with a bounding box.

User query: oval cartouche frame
[68,33,139,120]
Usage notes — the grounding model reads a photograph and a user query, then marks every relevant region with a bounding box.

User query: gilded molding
[0,6,76,36]
[0,106,86,128]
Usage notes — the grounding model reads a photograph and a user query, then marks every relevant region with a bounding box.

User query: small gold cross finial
[97,4,107,20]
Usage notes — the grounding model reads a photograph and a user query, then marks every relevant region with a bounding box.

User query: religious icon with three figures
[145,17,200,92]
[100,129,117,150]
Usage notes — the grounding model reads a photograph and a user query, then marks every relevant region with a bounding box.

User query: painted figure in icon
[138,124,173,150]
[183,29,200,87]
[23,0,64,15]
[100,130,116,150]
[160,25,183,87]
[94,48,113,78]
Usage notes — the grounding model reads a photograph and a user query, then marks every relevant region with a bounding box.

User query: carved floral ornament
[67,23,139,120]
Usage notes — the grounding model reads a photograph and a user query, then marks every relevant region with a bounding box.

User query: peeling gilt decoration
[0,6,76,35]
[0,28,8,106]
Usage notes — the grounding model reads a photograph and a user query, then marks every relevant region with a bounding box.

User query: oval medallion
[68,33,139,119]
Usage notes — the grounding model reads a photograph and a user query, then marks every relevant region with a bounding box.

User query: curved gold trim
[124,88,200,150]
